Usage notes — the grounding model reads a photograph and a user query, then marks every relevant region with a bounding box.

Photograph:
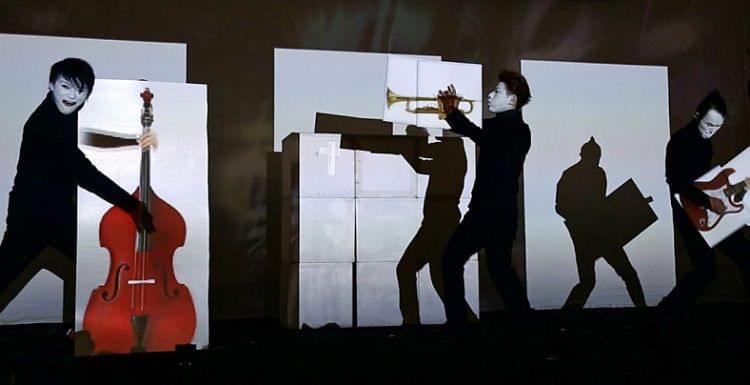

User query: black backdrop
[1,0,749,321]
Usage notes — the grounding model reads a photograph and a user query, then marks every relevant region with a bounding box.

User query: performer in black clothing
[652,90,750,326]
[0,58,155,320]
[437,70,532,329]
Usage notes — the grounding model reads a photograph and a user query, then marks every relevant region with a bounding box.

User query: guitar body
[681,168,744,231]
[83,188,196,354]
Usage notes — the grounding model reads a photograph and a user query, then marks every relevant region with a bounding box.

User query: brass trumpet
[386,87,476,115]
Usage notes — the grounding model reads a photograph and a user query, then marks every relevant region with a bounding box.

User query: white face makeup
[487,81,516,113]
[697,108,725,139]
[49,76,90,115]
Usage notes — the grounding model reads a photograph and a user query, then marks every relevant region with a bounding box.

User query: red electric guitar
[681,168,750,231]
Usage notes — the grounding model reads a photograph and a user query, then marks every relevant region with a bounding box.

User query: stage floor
[1,305,748,384]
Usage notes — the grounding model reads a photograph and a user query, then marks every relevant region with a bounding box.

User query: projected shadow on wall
[317,114,476,325]
[555,137,657,308]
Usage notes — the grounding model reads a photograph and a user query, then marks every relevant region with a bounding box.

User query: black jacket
[445,109,531,213]
[665,119,712,209]
[7,92,137,225]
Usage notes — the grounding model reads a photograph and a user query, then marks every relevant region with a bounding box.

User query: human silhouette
[556,137,646,308]
[396,127,476,325]
[338,126,475,326]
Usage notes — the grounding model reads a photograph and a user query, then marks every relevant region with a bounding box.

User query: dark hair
[497,70,531,109]
[695,90,727,119]
[49,58,95,93]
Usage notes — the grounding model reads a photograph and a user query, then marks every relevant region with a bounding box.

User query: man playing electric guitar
[648,90,750,334]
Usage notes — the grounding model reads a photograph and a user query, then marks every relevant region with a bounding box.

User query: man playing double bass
[0,58,156,322]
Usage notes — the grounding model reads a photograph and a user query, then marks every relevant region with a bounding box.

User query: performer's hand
[138,132,158,152]
[129,201,156,233]
[708,196,727,214]
[437,84,461,116]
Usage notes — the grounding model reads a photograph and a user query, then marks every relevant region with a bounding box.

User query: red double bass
[83,88,196,354]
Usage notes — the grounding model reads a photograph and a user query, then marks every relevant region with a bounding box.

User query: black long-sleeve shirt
[665,119,712,209]
[445,109,531,212]
[7,92,138,224]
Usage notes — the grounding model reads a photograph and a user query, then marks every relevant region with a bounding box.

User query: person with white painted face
[0,58,155,323]
[648,90,750,334]
[437,70,532,332]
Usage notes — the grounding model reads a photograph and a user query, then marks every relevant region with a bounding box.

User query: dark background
[1,0,749,322]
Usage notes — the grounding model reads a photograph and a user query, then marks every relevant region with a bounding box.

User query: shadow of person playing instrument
[317,113,476,325]
[396,126,477,325]
[555,137,649,309]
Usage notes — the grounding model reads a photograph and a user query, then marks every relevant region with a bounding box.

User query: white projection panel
[383,56,419,126]
[383,57,481,129]
[416,61,482,129]
[75,80,208,352]
[0,34,186,325]
[273,49,440,151]
[522,60,674,309]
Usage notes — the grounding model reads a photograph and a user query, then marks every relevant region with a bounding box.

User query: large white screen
[522,60,674,309]
[0,34,186,324]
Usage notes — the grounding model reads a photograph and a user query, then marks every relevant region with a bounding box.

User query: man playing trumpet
[437,70,532,333]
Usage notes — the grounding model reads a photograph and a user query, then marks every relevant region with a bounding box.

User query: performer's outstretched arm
[445,110,485,145]
[75,149,154,232]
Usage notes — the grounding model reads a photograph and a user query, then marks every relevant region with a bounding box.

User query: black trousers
[442,208,530,326]
[0,209,76,321]
[656,205,750,319]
